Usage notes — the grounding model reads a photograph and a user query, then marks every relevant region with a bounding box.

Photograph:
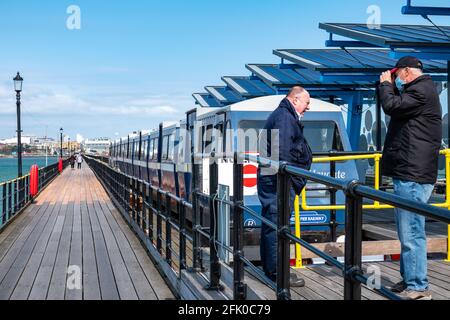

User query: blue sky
[0,0,449,141]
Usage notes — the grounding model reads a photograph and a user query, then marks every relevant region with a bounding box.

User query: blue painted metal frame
[192,93,223,108]
[402,0,450,16]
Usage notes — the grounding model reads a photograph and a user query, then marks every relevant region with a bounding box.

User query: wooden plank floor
[0,165,174,300]
[248,260,450,300]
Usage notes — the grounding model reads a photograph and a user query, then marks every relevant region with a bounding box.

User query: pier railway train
[109,95,358,249]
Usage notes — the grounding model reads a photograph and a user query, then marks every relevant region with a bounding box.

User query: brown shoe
[397,289,432,300]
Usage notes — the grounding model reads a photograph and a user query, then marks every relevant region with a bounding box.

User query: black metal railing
[0,159,69,230]
[85,153,450,301]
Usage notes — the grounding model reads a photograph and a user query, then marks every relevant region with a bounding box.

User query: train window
[149,139,154,159]
[238,120,344,153]
[135,140,140,160]
[142,140,147,160]
[129,142,133,159]
[178,134,184,163]
[203,124,213,155]
[238,120,263,153]
[303,121,343,152]
[162,135,169,160]
[168,134,175,161]
[225,120,232,154]
[153,138,158,159]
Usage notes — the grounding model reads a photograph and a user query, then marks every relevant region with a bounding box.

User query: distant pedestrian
[380,56,442,300]
[69,155,76,169]
[76,154,83,169]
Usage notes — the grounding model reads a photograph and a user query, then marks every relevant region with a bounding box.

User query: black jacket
[380,75,442,184]
[257,98,313,194]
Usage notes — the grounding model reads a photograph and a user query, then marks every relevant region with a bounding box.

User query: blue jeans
[393,178,434,291]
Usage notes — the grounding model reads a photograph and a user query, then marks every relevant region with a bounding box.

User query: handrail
[1,159,69,229]
[301,149,450,211]
[85,153,450,301]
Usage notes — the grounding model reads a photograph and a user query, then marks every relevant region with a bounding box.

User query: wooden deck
[0,165,174,300]
[248,260,450,300]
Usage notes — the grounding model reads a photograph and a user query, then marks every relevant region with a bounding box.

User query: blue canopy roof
[221,76,276,97]
[192,93,223,108]
[319,23,450,60]
[273,48,448,73]
[246,63,386,88]
[205,86,242,104]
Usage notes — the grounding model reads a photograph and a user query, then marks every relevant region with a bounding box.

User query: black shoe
[290,274,305,287]
[388,281,407,293]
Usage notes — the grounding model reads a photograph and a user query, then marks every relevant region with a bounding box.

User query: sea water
[0,157,58,220]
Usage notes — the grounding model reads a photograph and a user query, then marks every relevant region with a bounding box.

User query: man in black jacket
[379,56,442,300]
[257,86,313,286]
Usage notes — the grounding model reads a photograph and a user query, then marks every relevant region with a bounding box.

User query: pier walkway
[0,165,174,300]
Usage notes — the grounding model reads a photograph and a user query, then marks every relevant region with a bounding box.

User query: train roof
[196,94,341,118]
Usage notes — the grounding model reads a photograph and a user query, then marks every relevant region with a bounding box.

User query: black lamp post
[13,72,23,178]
[60,128,63,159]
[68,137,71,156]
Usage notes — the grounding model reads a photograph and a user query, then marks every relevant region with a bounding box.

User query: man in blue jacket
[257,86,313,286]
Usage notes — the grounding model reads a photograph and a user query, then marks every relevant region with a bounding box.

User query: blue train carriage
[159,121,181,201]
[193,95,358,248]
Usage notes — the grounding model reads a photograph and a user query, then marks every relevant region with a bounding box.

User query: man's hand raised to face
[380,71,393,84]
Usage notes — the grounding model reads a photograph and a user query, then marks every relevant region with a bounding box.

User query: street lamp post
[13,72,23,178]
[60,128,63,159]
[68,137,71,156]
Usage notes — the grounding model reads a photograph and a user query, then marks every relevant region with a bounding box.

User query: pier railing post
[330,151,337,242]
[276,162,291,300]
[2,184,6,226]
[165,192,172,266]
[156,190,163,255]
[179,199,187,271]
[191,161,203,271]
[344,180,363,300]
[233,152,247,300]
[206,152,223,290]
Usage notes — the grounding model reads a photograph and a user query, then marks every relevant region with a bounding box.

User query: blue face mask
[395,76,406,91]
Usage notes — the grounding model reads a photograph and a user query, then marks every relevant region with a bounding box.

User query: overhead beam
[325,40,378,48]
[402,4,450,16]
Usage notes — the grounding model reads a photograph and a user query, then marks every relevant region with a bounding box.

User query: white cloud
[0,83,191,117]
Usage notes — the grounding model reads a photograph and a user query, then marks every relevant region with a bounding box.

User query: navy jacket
[257,98,313,194]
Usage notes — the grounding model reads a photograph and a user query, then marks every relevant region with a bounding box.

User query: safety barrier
[85,153,450,300]
[297,149,450,263]
[0,159,69,229]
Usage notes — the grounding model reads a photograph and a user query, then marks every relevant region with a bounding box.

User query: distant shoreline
[0,155,58,159]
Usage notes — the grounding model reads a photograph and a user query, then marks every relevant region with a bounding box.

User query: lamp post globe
[13,72,23,93]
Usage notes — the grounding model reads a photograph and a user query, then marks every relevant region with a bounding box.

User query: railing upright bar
[329,157,337,242]
[276,163,291,300]
[344,181,363,300]
[206,153,222,290]
[165,192,172,266]
[179,199,187,271]
[192,162,202,271]
[156,190,163,255]
[1,184,6,226]
[233,152,247,300]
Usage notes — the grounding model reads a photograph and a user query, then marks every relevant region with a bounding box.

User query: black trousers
[257,174,295,281]
[77,163,82,169]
